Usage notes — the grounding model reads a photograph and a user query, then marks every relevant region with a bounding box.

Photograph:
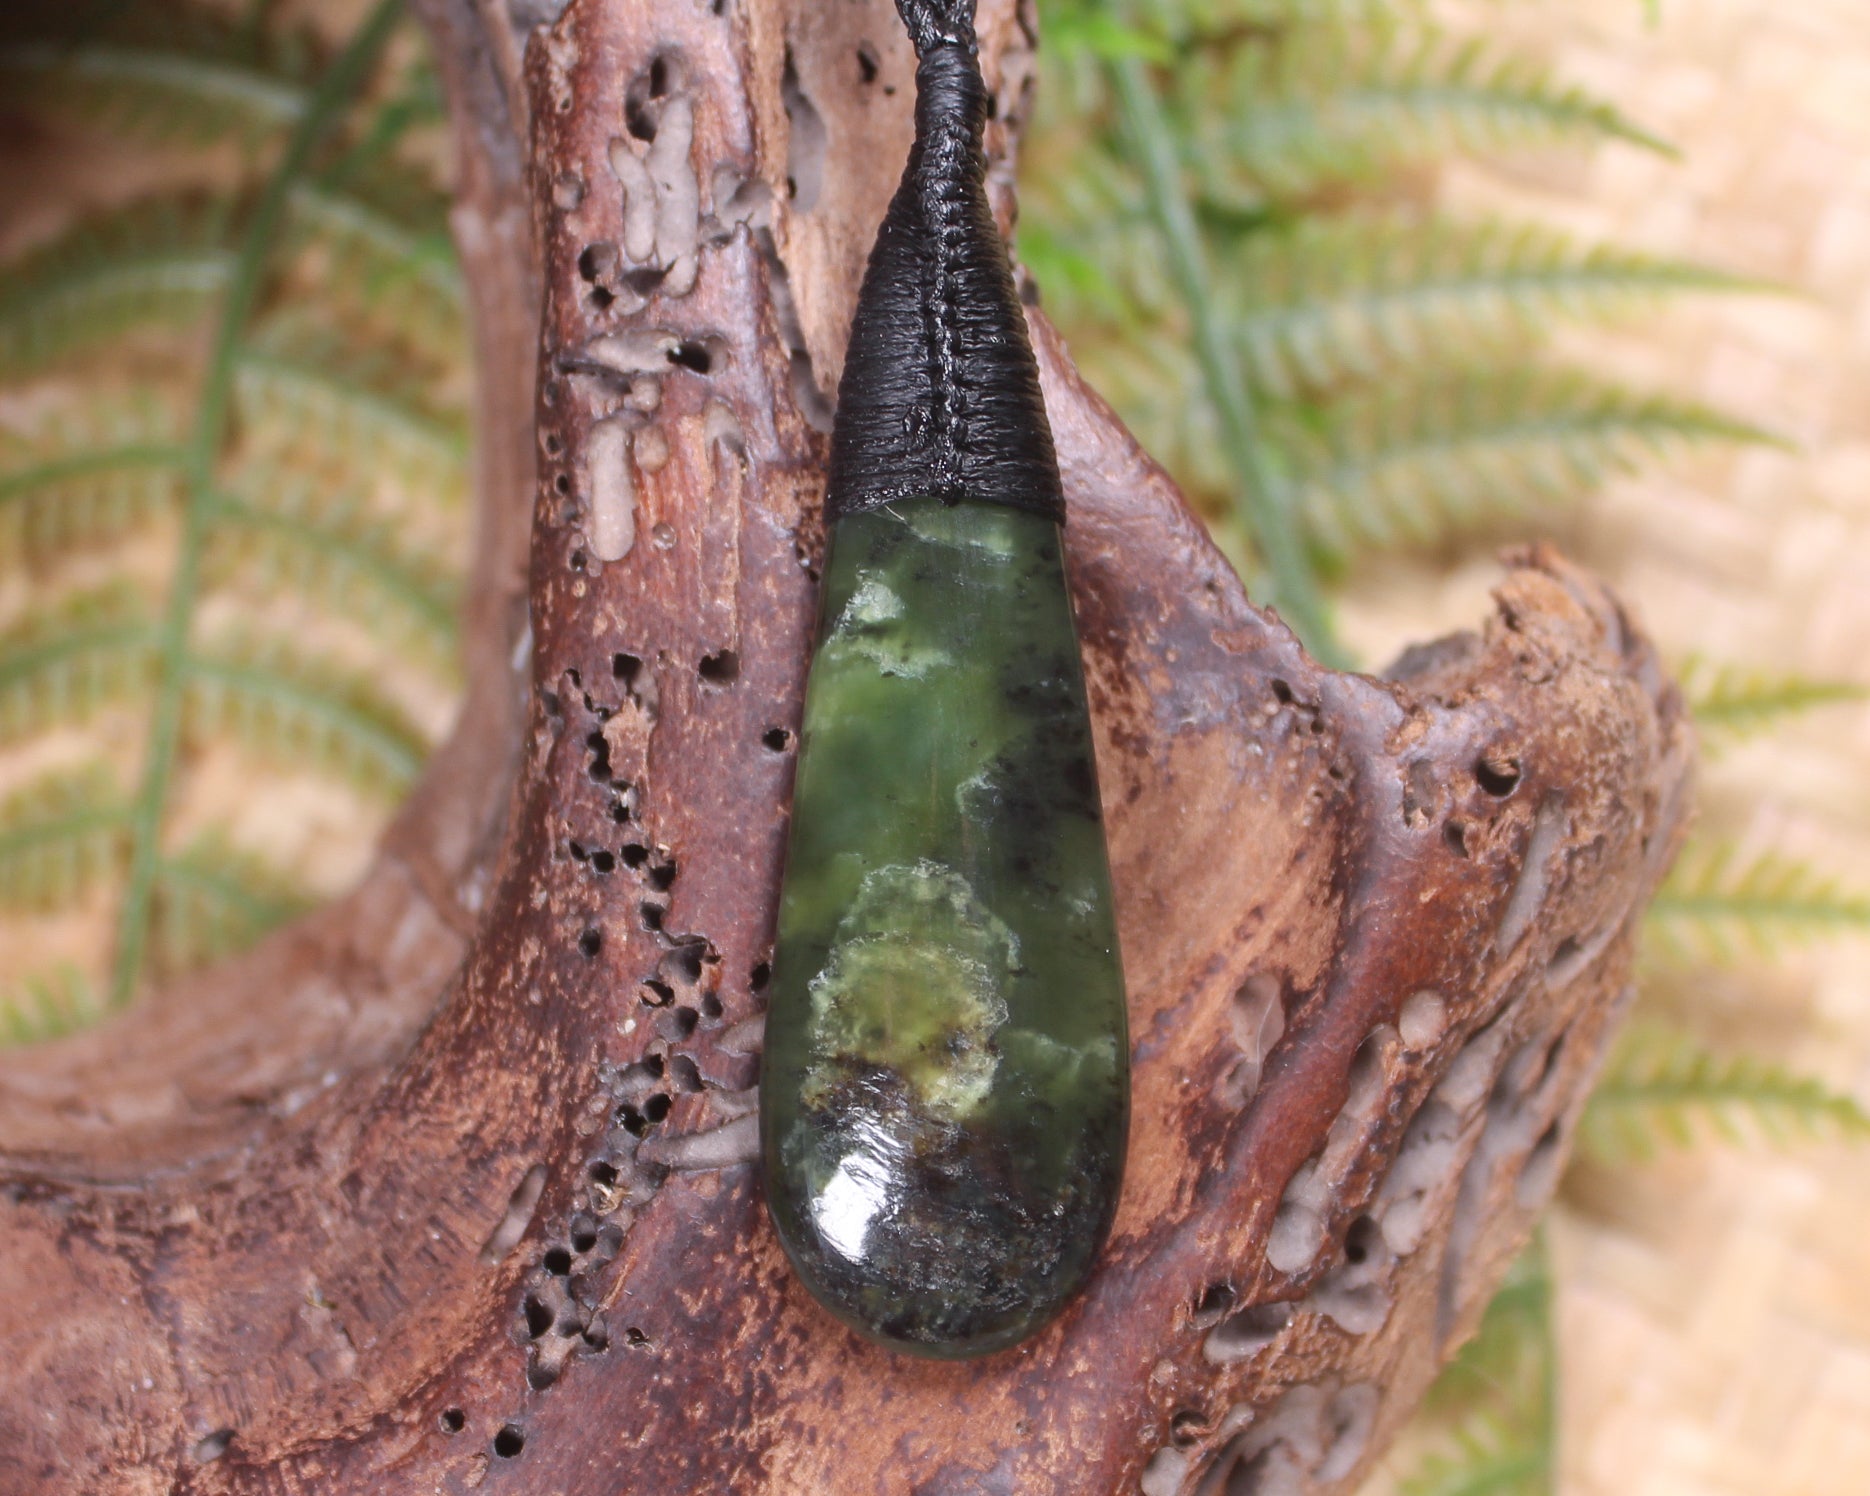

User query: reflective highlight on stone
[761,495,1128,1357]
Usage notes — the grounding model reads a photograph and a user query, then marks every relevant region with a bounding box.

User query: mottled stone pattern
[761,495,1128,1357]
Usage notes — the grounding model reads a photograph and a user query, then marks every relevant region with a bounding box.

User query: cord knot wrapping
[894,0,977,57]
[826,0,1064,524]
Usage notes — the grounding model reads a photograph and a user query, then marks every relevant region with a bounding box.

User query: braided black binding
[894,0,976,56]
[824,0,1064,524]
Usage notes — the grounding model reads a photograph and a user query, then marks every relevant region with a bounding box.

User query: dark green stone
[761,495,1128,1358]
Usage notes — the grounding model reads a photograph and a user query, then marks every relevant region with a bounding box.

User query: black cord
[893,0,976,57]
[825,0,1064,524]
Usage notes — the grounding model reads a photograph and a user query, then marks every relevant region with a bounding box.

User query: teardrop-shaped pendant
[759,0,1129,1358]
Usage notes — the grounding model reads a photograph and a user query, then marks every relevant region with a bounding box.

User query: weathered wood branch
[0,1,1690,1491]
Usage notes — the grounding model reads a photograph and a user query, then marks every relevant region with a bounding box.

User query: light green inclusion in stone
[760,495,1129,1358]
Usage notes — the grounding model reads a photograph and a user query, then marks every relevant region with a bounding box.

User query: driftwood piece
[0,0,1692,1491]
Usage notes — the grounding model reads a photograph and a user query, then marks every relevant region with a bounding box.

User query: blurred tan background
[1352,2,1870,1492]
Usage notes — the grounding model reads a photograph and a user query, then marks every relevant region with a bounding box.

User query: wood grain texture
[0,1,1690,1491]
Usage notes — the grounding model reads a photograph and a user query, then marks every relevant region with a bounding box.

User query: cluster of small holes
[511,419,786,1414]
[508,915,738,1391]
[1424,744,1528,855]
[1267,676,1328,736]
[515,1194,630,1389]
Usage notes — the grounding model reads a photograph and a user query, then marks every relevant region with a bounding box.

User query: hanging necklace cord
[824,0,1066,525]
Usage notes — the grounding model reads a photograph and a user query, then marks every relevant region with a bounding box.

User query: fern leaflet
[1580,1024,1870,1163]
[0,766,129,910]
[1232,216,1773,398]
[1,44,307,147]
[0,1,468,1018]
[231,342,469,504]
[0,965,104,1047]
[0,3,316,148]
[204,489,461,663]
[1646,840,1870,965]
[106,0,409,1005]
[0,587,160,740]
[285,181,465,363]
[0,197,237,372]
[1679,655,1864,748]
[152,839,316,978]
[1110,53,1342,659]
[1404,1235,1556,1495]
[1401,1408,1551,1496]
[184,640,431,795]
[1278,369,1779,561]
[1190,23,1671,208]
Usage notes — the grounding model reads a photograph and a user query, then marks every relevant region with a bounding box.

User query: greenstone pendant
[760,498,1129,1357]
[759,0,1129,1358]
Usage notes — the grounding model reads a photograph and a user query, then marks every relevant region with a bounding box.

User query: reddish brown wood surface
[0,1,1691,1492]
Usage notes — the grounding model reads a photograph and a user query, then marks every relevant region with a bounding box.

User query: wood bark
[0,1,1692,1492]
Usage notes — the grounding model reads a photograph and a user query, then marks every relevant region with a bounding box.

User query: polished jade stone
[761,495,1128,1358]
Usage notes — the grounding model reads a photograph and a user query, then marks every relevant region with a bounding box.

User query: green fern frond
[1645,841,1870,964]
[1579,1023,1870,1163]
[203,487,461,662]
[321,47,450,185]
[230,340,469,502]
[0,43,306,147]
[0,398,185,564]
[1233,217,1772,398]
[1127,0,1425,31]
[1109,54,1343,657]
[1222,1,1434,19]
[1407,1235,1556,1494]
[1401,1407,1551,1496]
[151,838,316,977]
[0,587,160,740]
[1405,1406,1551,1496]
[1015,136,1162,327]
[0,965,104,1047]
[1042,9,1172,67]
[1191,23,1670,207]
[284,181,464,361]
[0,197,236,371]
[0,765,129,910]
[1278,369,1779,560]
[1430,1237,1554,1414]
[1679,655,1865,747]
[183,639,431,794]
[0,4,314,149]
[1055,328,1231,505]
